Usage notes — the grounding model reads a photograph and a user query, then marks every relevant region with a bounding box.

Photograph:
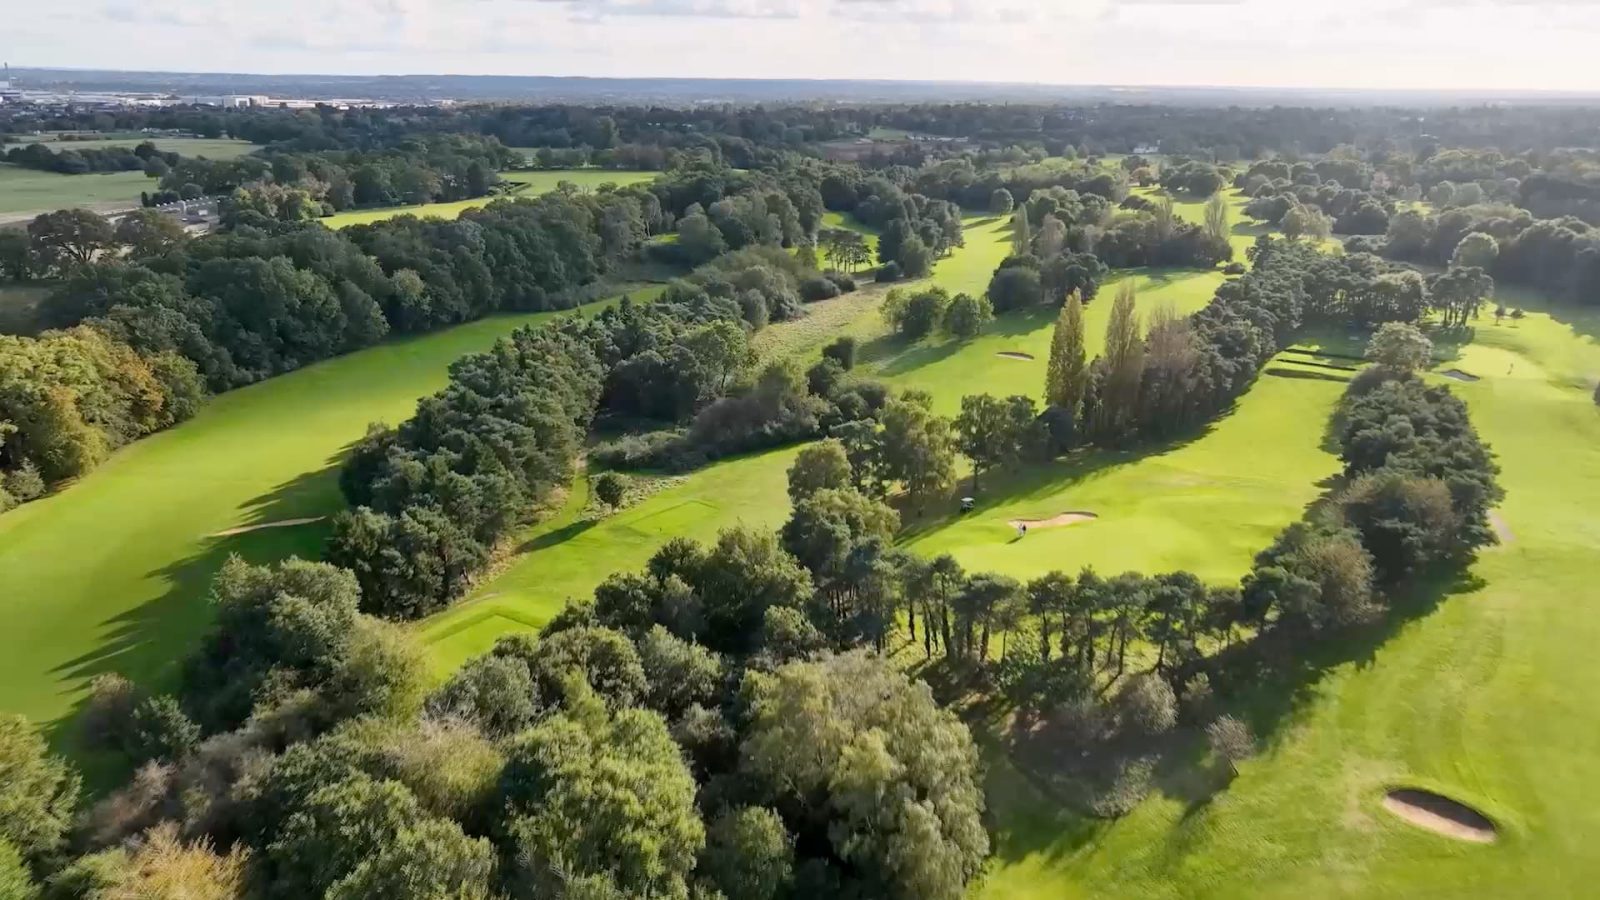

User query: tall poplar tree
[1046,291,1089,415]
[1011,208,1032,257]
[1095,280,1146,439]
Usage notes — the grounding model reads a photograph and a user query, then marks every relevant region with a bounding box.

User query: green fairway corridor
[0,288,660,736]
[973,294,1600,898]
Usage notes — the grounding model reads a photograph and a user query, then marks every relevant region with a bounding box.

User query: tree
[701,806,794,900]
[954,394,1035,493]
[1094,280,1145,440]
[1364,322,1433,374]
[1046,291,1089,416]
[990,188,1015,216]
[0,840,32,900]
[113,208,188,258]
[1011,208,1032,256]
[1203,192,1231,246]
[51,823,248,900]
[0,231,35,281]
[684,319,754,396]
[27,209,116,273]
[126,694,200,764]
[327,819,495,900]
[1451,232,1499,271]
[883,287,949,340]
[740,651,988,900]
[425,653,538,738]
[1281,204,1332,242]
[497,680,703,898]
[788,439,853,504]
[879,392,957,508]
[1206,715,1256,778]
[986,266,1043,313]
[943,292,993,339]
[593,471,632,510]
[0,715,80,868]
[822,336,857,370]
[1429,266,1493,329]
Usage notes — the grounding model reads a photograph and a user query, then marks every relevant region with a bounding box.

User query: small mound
[210,517,325,538]
[1382,789,1497,843]
[1007,512,1098,531]
[1440,368,1481,383]
[996,351,1035,361]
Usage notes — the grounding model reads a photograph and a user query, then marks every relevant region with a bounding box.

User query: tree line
[3,139,182,176]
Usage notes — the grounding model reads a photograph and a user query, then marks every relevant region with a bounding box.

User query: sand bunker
[1382,789,1497,843]
[210,517,325,538]
[1489,511,1514,545]
[1007,512,1098,531]
[1440,369,1481,383]
[996,351,1035,361]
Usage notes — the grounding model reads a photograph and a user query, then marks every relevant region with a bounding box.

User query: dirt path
[1381,789,1497,843]
[210,517,325,538]
[1007,512,1097,531]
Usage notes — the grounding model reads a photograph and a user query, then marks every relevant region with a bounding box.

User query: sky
[7,0,1600,92]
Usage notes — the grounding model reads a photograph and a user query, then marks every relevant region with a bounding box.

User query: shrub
[1222,261,1247,275]
[4,463,45,503]
[821,336,857,371]
[126,696,200,764]
[1206,715,1256,776]
[79,673,141,751]
[799,276,841,303]
[1112,674,1177,736]
[875,261,903,282]
[592,471,632,510]
[824,271,857,293]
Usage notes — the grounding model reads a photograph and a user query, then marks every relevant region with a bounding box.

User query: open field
[974,293,1600,898]
[0,164,151,218]
[320,169,657,227]
[0,288,660,743]
[3,136,258,159]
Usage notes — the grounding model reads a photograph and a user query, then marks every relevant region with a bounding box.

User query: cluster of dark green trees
[4,138,182,176]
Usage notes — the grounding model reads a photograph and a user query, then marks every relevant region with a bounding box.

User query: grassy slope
[0,288,660,736]
[0,165,151,216]
[975,293,1600,898]
[321,170,657,228]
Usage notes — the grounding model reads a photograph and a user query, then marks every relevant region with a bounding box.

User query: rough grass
[0,287,661,745]
[320,170,657,228]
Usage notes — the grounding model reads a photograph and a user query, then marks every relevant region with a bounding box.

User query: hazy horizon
[9,0,1600,93]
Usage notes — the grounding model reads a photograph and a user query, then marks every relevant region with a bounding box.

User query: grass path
[0,289,658,739]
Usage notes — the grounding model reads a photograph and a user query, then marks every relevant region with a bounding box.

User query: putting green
[0,287,661,737]
[320,170,657,228]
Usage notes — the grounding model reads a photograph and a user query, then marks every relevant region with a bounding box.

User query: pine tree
[1011,208,1032,256]
[1046,291,1089,415]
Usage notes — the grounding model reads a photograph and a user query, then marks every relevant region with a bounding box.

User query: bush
[875,261,903,282]
[127,696,201,764]
[798,276,841,303]
[1222,261,1247,275]
[80,673,140,751]
[591,430,691,471]
[824,271,857,293]
[1112,674,1177,736]
[592,471,632,510]
[821,336,857,371]
[4,463,45,503]
[1206,715,1256,776]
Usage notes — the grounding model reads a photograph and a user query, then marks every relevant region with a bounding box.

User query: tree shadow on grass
[517,518,599,554]
[44,452,348,783]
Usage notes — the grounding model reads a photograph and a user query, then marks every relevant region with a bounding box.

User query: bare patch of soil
[1440,368,1481,383]
[996,351,1035,361]
[1008,512,1098,530]
[210,517,325,538]
[1382,788,1497,843]
[1490,511,1514,545]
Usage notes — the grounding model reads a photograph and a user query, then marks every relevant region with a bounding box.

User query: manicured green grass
[320,170,657,228]
[14,137,258,159]
[973,293,1600,898]
[0,288,660,741]
[0,164,151,216]
[905,361,1344,582]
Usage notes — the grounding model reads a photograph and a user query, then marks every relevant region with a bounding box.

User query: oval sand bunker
[1007,512,1098,531]
[1382,789,1497,843]
[996,351,1035,361]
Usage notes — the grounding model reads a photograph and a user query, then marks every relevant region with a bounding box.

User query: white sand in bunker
[1381,789,1498,843]
[1007,512,1098,530]
[1440,368,1481,382]
[210,517,326,538]
[996,351,1035,360]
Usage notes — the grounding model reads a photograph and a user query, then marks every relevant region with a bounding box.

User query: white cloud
[4,0,1598,91]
